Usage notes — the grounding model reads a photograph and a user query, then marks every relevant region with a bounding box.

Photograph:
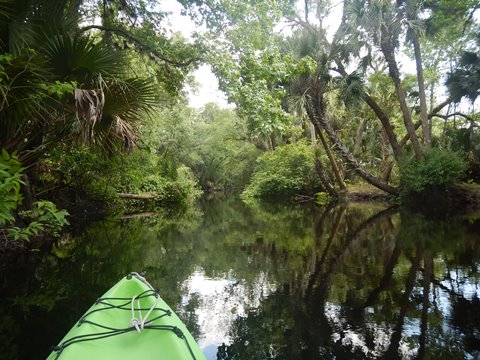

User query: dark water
[1,197,480,359]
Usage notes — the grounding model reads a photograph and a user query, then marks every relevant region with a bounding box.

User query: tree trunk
[412,34,430,147]
[353,118,368,154]
[380,30,423,159]
[101,0,113,45]
[309,98,398,194]
[398,97,452,148]
[118,193,157,199]
[306,104,346,190]
[381,162,394,183]
[304,0,309,22]
[362,94,402,160]
[21,174,35,210]
[335,62,401,160]
[317,129,346,190]
[310,122,316,143]
[314,156,337,197]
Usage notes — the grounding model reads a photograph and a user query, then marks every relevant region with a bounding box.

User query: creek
[1,196,480,359]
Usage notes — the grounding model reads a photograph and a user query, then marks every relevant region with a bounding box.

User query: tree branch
[285,15,319,34]
[431,112,477,123]
[429,97,452,116]
[398,97,454,148]
[80,25,201,67]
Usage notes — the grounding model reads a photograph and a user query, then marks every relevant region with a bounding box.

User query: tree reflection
[219,205,480,359]
[1,198,480,360]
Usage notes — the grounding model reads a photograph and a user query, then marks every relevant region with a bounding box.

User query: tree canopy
[1,0,480,221]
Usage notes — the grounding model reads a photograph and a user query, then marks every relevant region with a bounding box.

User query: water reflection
[1,198,479,359]
[182,269,276,358]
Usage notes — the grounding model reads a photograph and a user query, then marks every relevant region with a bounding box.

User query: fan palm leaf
[40,34,124,84]
[0,54,57,149]
[69,78,159,152]
[73,88,106,143]
[0,0,79,54]
[1,0,163,160]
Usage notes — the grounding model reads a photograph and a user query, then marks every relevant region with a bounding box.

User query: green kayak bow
[47,272,206,360]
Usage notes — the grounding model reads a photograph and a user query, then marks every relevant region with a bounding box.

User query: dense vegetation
[1,0,480,244]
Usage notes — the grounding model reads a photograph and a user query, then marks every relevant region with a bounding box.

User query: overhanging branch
[80,25,201,67]
[432,112,477,123]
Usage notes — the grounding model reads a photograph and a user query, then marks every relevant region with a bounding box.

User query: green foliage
[191,104,260,191]
[142,102,259,193]
[42,147,114,201]
[0,0,201,167]
[400,148,468,194]
[447,49,480,103]
[43,145,202,208]
[9,200,68,241]
[315,191,331,205]
[0,150,24,226]
[21,201,69,237]
[39,80,77,98]
[446,126,480,160]
[0,151,68,241]
[242,141,318,200]
[140,165,203,205]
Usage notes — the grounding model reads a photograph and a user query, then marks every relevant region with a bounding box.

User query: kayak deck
[47,273,205,360]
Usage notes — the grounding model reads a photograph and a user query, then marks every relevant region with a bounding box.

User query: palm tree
[285,25,398,194]
[446,36,480,104]
[341,0,424,159]
[0,0,159,166]
[402,0,431,147]
[285,29,347,192]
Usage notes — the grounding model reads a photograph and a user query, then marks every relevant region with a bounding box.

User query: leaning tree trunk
[362,94,402,161]
[335,62,402,161]
[306,104,346,190]
[308,97,398,194]
[314,155,337,197]
[412,33,430,147]
[317,128,347,190]
[398,97,452,148]
[381,29,423,159]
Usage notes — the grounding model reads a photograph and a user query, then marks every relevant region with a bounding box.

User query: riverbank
[343,182,480,214]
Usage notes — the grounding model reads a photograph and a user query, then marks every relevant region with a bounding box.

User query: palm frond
[0,54,55,148]
[339,71,365,107]
[1,0,80,55]
[40,35,125,83]
[0,0,15,20]
[446,69,480,103]
[79,77,160,151]
[74,88,105,143]
[446,50,480,103]
[460,51,480,68]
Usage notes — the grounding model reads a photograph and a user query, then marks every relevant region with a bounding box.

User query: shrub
[0,150,24,226]
[0,151,69,241]
[241,141,318,200]
[400,148,467,194]
[44,147,202,208]
[10,201,69,241]
[139,166,202,205]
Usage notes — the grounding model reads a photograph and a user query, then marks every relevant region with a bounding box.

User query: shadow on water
[1,197,480,359]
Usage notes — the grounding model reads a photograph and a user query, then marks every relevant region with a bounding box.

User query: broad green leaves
[0,150,69,241]
[0,150,23,226]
